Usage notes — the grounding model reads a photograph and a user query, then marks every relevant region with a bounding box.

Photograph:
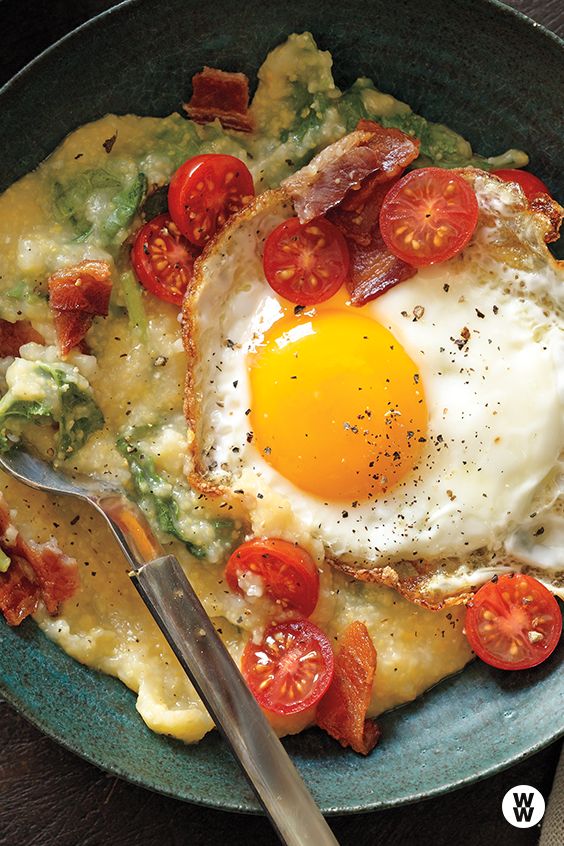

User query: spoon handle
[131,555,340,846]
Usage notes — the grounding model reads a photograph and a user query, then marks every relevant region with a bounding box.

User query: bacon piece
[282,122,419,222]
[49,260,112,312]
[347,232,417,306]
[327,174,397,247]
[529,192,563,243]
[48,259,112,357]
[184,67,254,133]
[0,494,79,625]
[316,621,380,755]
[0,319,44,358]
[52,312,94,357]
[0,559,39,625]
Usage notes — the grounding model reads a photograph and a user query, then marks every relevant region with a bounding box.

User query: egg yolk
[249,309,427,502]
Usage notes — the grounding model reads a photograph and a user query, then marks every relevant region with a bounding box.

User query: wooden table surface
[1,1,562,844]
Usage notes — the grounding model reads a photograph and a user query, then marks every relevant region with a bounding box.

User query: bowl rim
[0,0,563,816]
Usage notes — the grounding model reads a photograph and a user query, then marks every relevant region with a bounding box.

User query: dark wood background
[0,1,562,844]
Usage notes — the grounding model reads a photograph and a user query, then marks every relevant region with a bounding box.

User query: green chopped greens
[53,179,93,242]
[119,271,148,340]
[151,114,251,174]
[53,168,147,245]
[53,168,122,241]
[116,432,206,558]
[4,280,45,304]
[116,429,240,559]
[103,173,147,239]
[0,359,104,460]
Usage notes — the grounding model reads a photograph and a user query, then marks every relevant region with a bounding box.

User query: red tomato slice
[263,216,350,305]
[492,168,550,201]
[168,153,254,246]
[225,538,319,617]
[379,167,479,267]
[131,214,199,306]
[465,574,562,670]
[241,620,334,715]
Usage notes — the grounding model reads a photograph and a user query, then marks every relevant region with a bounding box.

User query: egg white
[185,175,564,603]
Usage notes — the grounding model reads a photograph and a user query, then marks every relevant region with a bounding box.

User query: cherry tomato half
[168,154,254,247]
[465,574,562,670]
[241,619,334,715]
[492,168,550,202]
[263,216,350,305]
[131,214,199,306]
[379,167,479,267]
[225,538,320,617]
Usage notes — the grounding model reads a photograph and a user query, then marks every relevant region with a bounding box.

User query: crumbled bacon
[48,259,112,357]
[0,319,44,358]
[0,494,79,625]
[316,621,380,755]
[529,192,563,243]
[282,122,419,222]
[184,67,254,133]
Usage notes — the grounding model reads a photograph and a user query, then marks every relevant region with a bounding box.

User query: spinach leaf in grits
[118,270,148,340]
[117,434,206,558]
[103,172,147,239]
[0,360,104,461]
[51,365,105,459]
[53,168,122,241]
[52,169,147,245]
[53,180,93,242]
[117,432,239,560]
[4,280,47,305]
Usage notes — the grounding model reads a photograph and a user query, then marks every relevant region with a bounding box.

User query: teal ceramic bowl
[0,0,562,814]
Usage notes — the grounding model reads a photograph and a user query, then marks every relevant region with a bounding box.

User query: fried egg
[184,173,564,606]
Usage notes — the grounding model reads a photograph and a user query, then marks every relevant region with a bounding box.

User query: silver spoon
[0,446,339,846]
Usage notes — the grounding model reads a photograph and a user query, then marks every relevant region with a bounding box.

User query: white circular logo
[502,785,545,828]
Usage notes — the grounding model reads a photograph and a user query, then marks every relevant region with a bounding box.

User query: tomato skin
[168,154,254,246]
[241,620,334,715]
[263,216,350,305]
[492,169,550,201]
[225,538,319,617]
[465,574,562,671]
[131,214,199,305]
[379,167,479,267]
